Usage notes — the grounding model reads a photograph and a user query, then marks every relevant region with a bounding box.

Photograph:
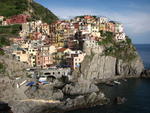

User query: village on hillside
[0,14,127,82]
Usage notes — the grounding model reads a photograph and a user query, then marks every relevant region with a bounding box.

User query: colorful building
[66,50,86,70]
[36,45,56,69]
[115,22,124,33]
[6,14,30,25]
[106,21,115,33]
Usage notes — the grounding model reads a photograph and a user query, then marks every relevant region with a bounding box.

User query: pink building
[36,46,54,69]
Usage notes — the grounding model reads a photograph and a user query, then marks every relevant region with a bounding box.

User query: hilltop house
[115,22,124,33]
[106,21,115,33]
[115,32,126,41]
[98,17,109,24]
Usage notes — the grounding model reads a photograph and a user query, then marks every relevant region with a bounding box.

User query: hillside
[0,0,58,24]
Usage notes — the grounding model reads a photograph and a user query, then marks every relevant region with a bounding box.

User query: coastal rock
[0,55,29,77]
[80,53,144,81]
[25,85,64,100]
[86,92,97,104]
[141,69,150,78]
[63,92,109,110]
[117,56,144,76]
[85,92,108,105]
[64,96,86,109]
[114,97,127,104]
[62,80,99,95]
[81,55,116,80]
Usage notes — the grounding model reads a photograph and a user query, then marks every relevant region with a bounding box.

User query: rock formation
[62,79,99,95]
[77,41,144,82]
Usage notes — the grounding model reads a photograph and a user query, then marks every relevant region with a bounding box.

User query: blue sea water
[135,44,150,69]
[66,44,150,113]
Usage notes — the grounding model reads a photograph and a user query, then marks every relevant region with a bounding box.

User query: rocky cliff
[77,37,144,81]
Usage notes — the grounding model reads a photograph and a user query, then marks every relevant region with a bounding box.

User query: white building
[115,23,124,33]
[40,68,71,79]
[81,24,92,35]
[91,24,100,37]
[73,52,86,70]
[0,16,4,22]
[84,39,99,48]
[115,32,126,41]
[98,17,109,24]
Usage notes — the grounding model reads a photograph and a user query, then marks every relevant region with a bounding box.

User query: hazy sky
[36,0,150,44]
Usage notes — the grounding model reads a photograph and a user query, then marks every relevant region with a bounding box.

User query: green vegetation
[0,36,10,47]
[0,0,28,17]
[30,1,58,23]
[0,24,21,36]
[0,36,11,55]
[98,31,137,62]
[0,0,58,24]
[104,41,137,62]
[98,31,114,46]
[0,50,5,55]
[0,63,5,73]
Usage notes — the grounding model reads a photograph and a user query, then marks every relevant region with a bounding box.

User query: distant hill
[0,0,58,24]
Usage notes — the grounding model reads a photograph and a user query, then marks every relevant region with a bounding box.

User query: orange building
[106,21,115,33]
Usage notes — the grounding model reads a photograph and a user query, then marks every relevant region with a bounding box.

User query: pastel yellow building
[12,49,29,64]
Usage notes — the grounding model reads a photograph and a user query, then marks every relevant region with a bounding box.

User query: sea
[66,44,150,113]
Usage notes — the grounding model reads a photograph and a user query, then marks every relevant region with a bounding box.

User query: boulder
[141,69,150,78]
[25,85,64,100]
[114,97,127,104]
[62,80,99,95]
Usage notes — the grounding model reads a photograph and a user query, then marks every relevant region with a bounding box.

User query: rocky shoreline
[1,71,150,113]
[0,43,146,113]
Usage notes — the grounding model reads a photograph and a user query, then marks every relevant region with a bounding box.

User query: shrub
[0,63,5,73]
[0,36,10,46]
[0,24,21,36]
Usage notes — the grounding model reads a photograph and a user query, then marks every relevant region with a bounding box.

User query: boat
[114,81,121,85]
[123,79,127,82]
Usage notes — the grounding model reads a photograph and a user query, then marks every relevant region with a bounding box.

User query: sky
[35,0,150,44]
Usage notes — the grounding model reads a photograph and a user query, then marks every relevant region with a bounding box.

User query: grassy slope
[0,0,58,24]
